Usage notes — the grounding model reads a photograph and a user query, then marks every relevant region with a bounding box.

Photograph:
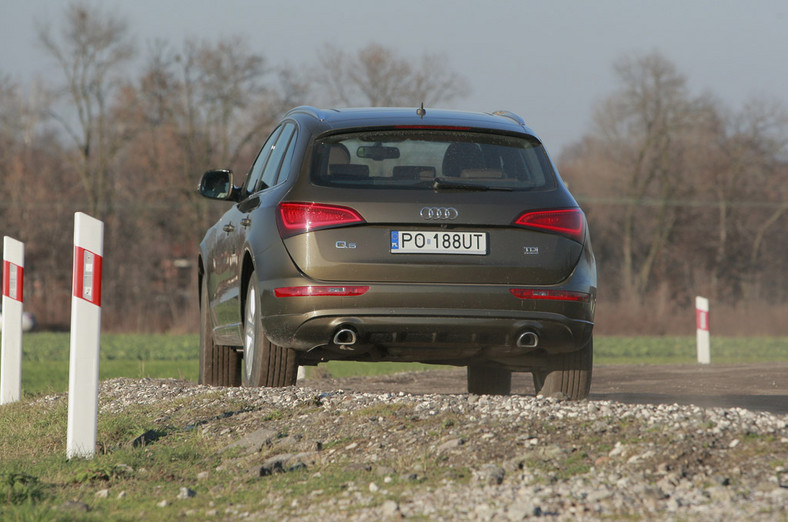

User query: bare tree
[118,37,274,233]
[98,38,294,330]
[36,1,135,219]
[317,43,470,107]
[185,37,267,167]
[0,74,79,327]
[562,52,788,312]
[0,75,18,158]
[275,65,312,112]
[714,98,788,300]
[0,74,60,239]
[590,52,698,299]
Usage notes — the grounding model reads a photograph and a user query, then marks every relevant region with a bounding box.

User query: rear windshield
[310,130,556,191]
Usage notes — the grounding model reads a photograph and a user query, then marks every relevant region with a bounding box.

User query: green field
[1,332,786,397]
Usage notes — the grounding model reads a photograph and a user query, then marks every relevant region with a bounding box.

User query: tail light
[513,209,585,243]
[277,202,365,238]
[510,288,591,302]
[275,286,369,297]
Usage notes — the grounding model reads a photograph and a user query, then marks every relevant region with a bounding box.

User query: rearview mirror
[199,170,238,201]
[356,143,400,161]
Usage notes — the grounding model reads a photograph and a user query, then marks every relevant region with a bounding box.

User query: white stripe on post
[696,296,710,365]
[1,236,24,405]
[67,213,104,459]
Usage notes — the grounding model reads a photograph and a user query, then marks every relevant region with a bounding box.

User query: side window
[243,126,283,195]
[275,125,298,185]
[260,123,296,189]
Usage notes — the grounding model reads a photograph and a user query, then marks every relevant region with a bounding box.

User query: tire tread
[533,338,593,400]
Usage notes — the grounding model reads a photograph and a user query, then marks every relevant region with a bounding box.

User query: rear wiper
[431,177,513,192]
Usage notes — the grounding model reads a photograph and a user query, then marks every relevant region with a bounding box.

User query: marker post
[696,296,710,365]
[67,213,104,459]
[1,237,24,405]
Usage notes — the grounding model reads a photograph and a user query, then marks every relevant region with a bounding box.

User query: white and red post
[1,236,25,405]
[67,213,104,459]
[696,296,710,364]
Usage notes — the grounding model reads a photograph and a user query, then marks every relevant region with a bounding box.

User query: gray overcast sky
[2,0,787,155]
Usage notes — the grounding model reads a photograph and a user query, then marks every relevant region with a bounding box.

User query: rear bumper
[279,308,592,347]
[260,282,594,368]
[284,310,593,367]
[257,262,595,368]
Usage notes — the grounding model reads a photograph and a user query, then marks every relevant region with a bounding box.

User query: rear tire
[199,275,241,386]
[467,364,512,395]
[243,272,298,387]
[532,337,593,400]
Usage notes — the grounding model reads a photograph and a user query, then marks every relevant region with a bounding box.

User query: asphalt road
[306,363,788,415]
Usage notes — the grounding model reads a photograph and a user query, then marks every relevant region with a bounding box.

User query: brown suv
[198,106,596,398]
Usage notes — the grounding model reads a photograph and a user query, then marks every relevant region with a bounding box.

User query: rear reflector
[510,288,591,302]
[513,209,585,242]
[277,202,365,238]
[275,286,370,297]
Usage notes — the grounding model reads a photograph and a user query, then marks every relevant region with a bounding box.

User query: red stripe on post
[696,309,709,331]
[2,260,9,298]
[2,261,23,302]
[94,253,103,306]
[73,247,84,301]
[73,247,103,306]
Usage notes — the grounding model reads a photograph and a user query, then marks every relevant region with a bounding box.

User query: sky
[2,0,788,156]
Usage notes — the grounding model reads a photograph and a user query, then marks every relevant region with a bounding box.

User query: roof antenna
[416,102,426,119]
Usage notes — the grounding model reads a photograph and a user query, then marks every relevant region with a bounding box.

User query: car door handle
[240,217,252,228]
[223,223,235,233]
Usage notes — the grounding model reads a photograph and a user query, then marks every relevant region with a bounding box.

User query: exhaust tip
[517,331,539,349]
[333,327,358,346]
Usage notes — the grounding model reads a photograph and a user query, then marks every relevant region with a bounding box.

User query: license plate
[390,231,487,255]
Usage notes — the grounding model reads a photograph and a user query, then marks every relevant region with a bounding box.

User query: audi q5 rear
[198,106,596,398]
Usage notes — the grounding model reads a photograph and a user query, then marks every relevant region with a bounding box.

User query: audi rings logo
[420,207,459,220]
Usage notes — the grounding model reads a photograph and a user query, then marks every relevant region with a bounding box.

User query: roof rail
[492,110,526,126]
[285,105,326,120]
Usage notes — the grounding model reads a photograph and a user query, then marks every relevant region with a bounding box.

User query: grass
[0,385,470,520]
[9,333,199,398]
[1,332,786,397]
[594,336,788,365]
[0,398,223,520]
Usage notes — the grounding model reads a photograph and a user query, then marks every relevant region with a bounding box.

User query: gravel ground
[95,375,788,521]
[308,364,788,414]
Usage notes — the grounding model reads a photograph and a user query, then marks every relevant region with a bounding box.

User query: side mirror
[198,170,238,201]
